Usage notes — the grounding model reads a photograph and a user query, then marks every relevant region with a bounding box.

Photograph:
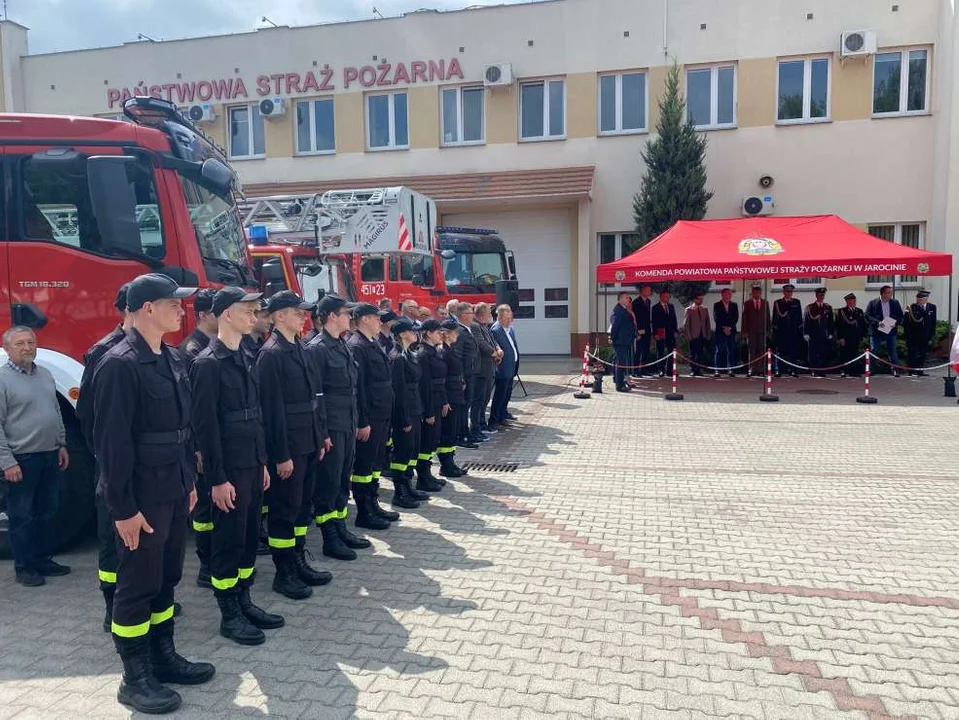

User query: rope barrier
[665,348,683,401]
[760,348,779,402]
[674,351,767,374]
[857,351,878,404]
[772,353,868,373]
[574,344,591,399]
[585,351,669,371]
[867,354,955,373]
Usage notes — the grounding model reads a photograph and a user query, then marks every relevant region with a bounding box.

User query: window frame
[294,97,336,156]
[865,222,925,287]
[775,55,832,125]
[227,104,266,161]
[519,77,567,142]
[366,91,410,152]
[872,47,932,118]
[597,232,642,290]
[684,63,738,131]
[597,70,649,136]
[440,85,486,147]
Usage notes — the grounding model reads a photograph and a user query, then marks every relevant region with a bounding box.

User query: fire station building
[1,0,958,355]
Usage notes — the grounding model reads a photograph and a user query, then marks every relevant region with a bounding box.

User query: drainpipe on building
[662,0,669,61]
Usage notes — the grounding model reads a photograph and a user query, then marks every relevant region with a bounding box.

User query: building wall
[2,0,955,350]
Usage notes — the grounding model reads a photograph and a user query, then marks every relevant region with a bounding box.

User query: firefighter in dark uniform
[242,301,272,556]
[771,284,803,377]
[92,274,214,715]
[377,310,397,355]
[307,294,369,560]
[904,290,937,375]
[190,287,284,646]
[437,319,468,478]
[415,319,446,493]
[178,287,217,589]
[803,287,834,377]
[835,293,868,378]
[256,290,330,601]
[389,318,429,507]
[346,303,399,529]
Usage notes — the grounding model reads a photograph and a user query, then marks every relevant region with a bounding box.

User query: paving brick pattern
[0,366,957,718]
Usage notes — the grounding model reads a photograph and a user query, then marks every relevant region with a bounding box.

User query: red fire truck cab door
[0,148,10,332]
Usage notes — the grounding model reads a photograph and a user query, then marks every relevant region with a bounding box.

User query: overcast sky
[8,0,534,55]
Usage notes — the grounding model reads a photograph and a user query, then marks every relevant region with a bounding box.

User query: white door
[444,209,572,355]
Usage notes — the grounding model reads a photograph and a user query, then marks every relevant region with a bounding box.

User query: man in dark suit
[451,302,480,444]
[712,288,739,377]
[803,287,834,377]
[904,290,937,375]
[741,284,770,377]
[835,293,867,377]
[651,289,678,377]
[865,285,904,376]
[771,284,803,377]
[609,292,637,392]
[490,305,519,427]
[631,285,653,376]
[470,303,501,434]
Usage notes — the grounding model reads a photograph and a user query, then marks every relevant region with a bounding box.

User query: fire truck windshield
[178,172,250,286]
[443,251,507,291]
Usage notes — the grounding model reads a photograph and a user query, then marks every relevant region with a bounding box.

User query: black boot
[416,461,444,492]
[419,457,446,485]
[335,518,372,549]
[402,474,430,501]
[216,594,265,646]
[451,452,468,477]
[354,484,391,530]
[390,477,420,509]
[320,522,357,561]
[196,563,212,590]
[116,637,182,714]
[371,479,400,521]
[102,587,115,633]
[292,547,332,586]
[271,551,313,599]
[237,585,285,629]
[149,625,215,686]
[439,454,463,479]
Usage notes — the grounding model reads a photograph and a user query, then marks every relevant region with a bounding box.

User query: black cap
[194,288,216,314]
[917,290,931,298]
[126,273,197,312]
[815,287,827,295]
[351,303,379,320]
[316,293,354,315]
[420,318,442,333]
[844,293,856,301]
[782,283,796,291]
[391,318,416,336]
[751,283,763,290]
[440,319,460,331]
[378,310,398,323]
[212,287,263,317]
[114,282,131,312]
[266,290,314,314]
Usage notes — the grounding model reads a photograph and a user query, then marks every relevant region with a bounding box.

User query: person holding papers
[865,285,904,377]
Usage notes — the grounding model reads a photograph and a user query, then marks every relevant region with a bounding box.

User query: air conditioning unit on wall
[484,63,514,87]
[841,30,878,58]
[187,103,217,124]
[742,194,775,217]
[259,97,286,118]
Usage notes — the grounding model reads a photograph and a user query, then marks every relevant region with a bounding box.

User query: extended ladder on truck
[237,186,437,257]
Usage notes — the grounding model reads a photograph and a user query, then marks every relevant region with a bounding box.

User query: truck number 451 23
[361,283,386,296]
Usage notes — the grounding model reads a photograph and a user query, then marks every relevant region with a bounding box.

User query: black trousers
[210,466,263,596]
[439,403,463,455]
[688,337,707,376]
[420,410,441,462]
[96,481,118,591]
[634,334,651,375]
[461,376,477,438]
[314,430,355,524]
[808,338,831,372]
[391,420,421,473]
[907,341,928,371]
[191,472,213,567]
[656,338,675,375]
[353,418,390,488]
[469,373,493,431]
[111,497,188,639]
[266,453,311,551]
[490,379,513,424]
[838,338,864,375]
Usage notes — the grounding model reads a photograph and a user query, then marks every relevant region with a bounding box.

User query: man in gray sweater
[0,326,70,586]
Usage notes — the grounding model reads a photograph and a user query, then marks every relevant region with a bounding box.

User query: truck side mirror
[87,156,143,255]
[200,158,234,194]
[411,273,424,287]
[259,260,286,292]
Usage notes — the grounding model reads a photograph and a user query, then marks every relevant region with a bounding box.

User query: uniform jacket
[255,329,324,465]
[905,302,937,345]
[713,300,739,333]
[491,322,519,379]
[865,297,905,329]
[376,332,395,356]
[835,306,868,345]
[682,304,712,340]
[609,304,638,347]
[771,298,804,339]
[179,328,212,367]
[390,347,423,428]
[440,344,466,405]
[78,324,125,453]
[92,329,197,521]
[471,321,498,377]
[742,298,771,337]
[803,302,835,340]
[307,329,359,434]
[452,321,479,377]
[190,338,267,486]
[631,295,653,335]
[651,302,678,342]
[419,343,448,411]
[346,331,394,426]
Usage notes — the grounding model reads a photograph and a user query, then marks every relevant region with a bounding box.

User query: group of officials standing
[76,274,520,714]
[609,283,938,390]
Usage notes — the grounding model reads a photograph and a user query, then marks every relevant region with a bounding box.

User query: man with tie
[904,290,937,376]
[803,287,834,377]
[865,285,904,377]
[682,293,712,377]
[712,288,739,377]
[741,284,771,378]
[651,289,679,377]
[835,293,867,378]
[771,284,803,377]
[609,292,637,392]
[631,285,653,377]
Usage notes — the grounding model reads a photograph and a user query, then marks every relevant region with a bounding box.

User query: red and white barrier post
[856,350,878,404]
[574,344,592,399]
[665,348,684,401]
[759,348,779,402]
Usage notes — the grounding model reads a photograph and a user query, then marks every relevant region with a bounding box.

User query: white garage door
[444,209,572,355]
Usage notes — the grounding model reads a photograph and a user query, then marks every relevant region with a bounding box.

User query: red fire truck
[240,190,517,310]
[0,97,257,552]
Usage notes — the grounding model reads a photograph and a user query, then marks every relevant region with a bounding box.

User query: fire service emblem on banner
[738,237,784,256]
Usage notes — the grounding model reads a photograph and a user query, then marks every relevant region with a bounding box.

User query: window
[866,223,924,285]
[389,255,434,285]
[599,71,647,134]
[442,251,507,289]
[441,86,485,145]
[777,57,830,123]
[228,105,265,159]
[873,49,929,116]
[598,233,642,288]
[360,258,385,282]
[520,79,565,141]
[771,278,823,289]
[295,98,335,155]
[686,65,736,129]
[367,92,409,150]
[21,156,164,258]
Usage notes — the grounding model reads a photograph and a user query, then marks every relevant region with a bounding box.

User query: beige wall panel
[264,114,292,158]
[335,92,365,154]
[409,86,439,150]
[738,57,776,128]
[487,86,518,144]
[566,73,596,139]
[647,65,668,130]
[832,55,873,122]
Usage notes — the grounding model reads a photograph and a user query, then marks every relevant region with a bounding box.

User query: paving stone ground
[1,361,957,719]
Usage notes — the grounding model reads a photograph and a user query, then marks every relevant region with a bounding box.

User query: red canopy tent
[596,215,952,284]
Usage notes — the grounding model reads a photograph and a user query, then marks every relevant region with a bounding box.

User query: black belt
[285,402,313,414]
[137,427,192,445]
[432,379,446,386]
[324,390,355,397]
[221,408,261,422]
